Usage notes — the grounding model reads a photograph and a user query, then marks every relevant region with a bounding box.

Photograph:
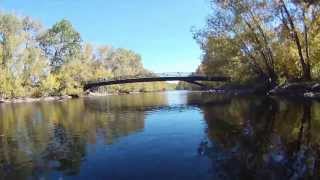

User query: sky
[0,0,211,73]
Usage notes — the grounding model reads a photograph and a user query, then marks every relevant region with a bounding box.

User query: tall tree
[107,48,145,77]
[38,19,81,71]
[195,0,279,83]
[196,0,320,84]
[0,13,22,68]
[22,16,42,48]
[275,0,320,80]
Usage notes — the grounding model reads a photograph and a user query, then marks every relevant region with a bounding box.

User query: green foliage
[38,19,82,71]
[0,13,167,99]
[195,0,320,85]
[176,81,196,90]
[39,74,60,96]
[0,13,23,67]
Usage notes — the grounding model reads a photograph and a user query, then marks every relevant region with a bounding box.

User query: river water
[0,91,319,179]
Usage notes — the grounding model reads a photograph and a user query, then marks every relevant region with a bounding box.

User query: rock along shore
[269,82,320,99]
[0,95,73,104]
[0,90,163,104]
[208,82,320,99]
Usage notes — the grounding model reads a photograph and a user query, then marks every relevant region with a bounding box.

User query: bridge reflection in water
[84,72,230,90]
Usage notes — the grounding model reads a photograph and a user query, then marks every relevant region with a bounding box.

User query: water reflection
[0,93,168,179]
[194,95,320,179]
[1,91,320,179]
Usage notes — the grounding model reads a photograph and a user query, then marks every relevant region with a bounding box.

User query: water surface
[0,91,319,179]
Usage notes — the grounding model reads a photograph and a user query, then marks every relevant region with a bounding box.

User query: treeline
[0,13,166,98]
[194,0,320,87]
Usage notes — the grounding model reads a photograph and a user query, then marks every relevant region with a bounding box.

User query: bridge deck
[84,73,230,90]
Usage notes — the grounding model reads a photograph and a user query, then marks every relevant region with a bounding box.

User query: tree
[19,48,48,87]
[107,48,144,77]
[194,0,279,84]
[0,13,169,98]
[38,19,82,71]
[0,13,22,68]
[276,0,320,80]
[195,0,320,85]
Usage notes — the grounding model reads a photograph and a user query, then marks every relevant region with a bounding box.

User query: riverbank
[0,93,114,104]
[2,82,320,104]
[0,90,168,104]
[210,81,320,99]
[269,82,320,99]
[0,95,74,104]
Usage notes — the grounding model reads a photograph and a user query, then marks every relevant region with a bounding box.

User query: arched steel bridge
[84,72,230,90]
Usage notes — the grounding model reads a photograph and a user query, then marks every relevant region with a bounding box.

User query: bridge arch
[83,72,230,91]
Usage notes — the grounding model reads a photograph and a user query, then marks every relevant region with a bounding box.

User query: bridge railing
[86,72,202,84]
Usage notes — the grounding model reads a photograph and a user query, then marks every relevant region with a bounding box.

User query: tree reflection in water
[0,93,168,179]
[194,94,320,179]
[1,92,320,179]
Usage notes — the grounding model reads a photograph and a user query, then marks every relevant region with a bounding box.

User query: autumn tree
[274,0,320,80]
[0,12,174,98]
[38,19,82,71]
[195,0,320,85]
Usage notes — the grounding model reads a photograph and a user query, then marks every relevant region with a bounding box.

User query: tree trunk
[249,10,276,70]
[243,20,278,83]
[280,0,311,80]
[303,9,311,80]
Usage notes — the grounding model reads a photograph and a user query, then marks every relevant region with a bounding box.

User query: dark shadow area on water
[194,93,320,180]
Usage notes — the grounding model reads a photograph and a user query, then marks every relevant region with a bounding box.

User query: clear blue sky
[1,0,210,73]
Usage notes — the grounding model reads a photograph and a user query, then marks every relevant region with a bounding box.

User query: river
[0,91,319,179]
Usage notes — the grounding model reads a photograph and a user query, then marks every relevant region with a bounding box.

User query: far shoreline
[2,82,320,104]
[0,90,169,104]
